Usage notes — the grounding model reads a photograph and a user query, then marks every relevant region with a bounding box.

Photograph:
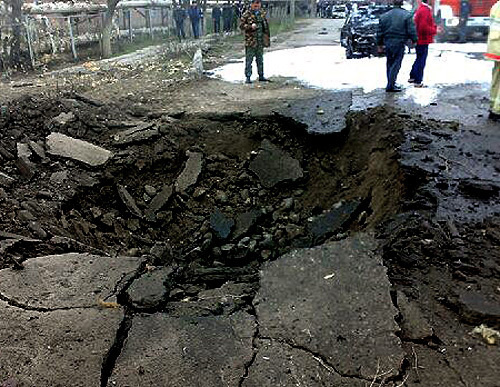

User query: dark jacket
[222,4,233,19]
[173,7,187,22]
[212,6,221,20]
[377,7,417,46]
[188,6,201,21]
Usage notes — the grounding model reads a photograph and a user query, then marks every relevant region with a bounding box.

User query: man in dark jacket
[222,1,233,33]
[377,0,418,92]
[173,3,187,41]
[188,2,202,38]
[212,1,222,34]
[240,0,270,83]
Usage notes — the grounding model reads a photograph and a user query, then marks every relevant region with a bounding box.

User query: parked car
[331,5,346,19]
[340,5,391,59]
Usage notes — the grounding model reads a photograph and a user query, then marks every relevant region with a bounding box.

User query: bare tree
[101,0,120,58]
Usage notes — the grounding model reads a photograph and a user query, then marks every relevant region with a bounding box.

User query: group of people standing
[173,1,242,41]
[376,0,437,92]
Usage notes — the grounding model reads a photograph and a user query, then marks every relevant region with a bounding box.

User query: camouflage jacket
[239,9,270,48]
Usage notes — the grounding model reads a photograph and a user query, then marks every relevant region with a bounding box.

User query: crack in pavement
[259,335,375,383]
[100,311,134,387]
[0,290,99,312]
[238,306,260,387]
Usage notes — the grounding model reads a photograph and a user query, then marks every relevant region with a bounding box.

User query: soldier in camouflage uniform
[240,0,270,83]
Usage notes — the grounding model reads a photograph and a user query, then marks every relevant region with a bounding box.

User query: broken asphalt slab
[0,300,123,387]
[175,150,203,193]
[0,253,144,309]
[46,132,112,167]
[0,253,144,387]
[249,139,303,188]
[273,91,352,135]
[107,311,255,386]
[253,234,404,381]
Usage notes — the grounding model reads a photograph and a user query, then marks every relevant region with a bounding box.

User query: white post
[67,16,78,60]
[24,16,35,68]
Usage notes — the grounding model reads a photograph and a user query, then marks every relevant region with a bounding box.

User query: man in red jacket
[409,0,437,87]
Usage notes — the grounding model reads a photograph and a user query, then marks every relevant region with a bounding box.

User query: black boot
[259,76,271,82]
[245,77,252,84]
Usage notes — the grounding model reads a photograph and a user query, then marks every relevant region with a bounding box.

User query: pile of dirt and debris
[0,95,435,273]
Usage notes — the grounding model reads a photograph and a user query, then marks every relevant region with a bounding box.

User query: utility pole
[290,0,295,20]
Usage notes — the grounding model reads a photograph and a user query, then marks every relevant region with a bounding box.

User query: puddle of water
[212,45,492,106]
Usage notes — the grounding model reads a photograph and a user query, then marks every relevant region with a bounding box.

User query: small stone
[0,172,15,187]
[117,185,142,218]
[17,143,32,159]
[18,210,35,222]
[261,250,272,260]
[282,197,294,210]
[28,221,47,239]
[193,187,207,199]
[216,190,228,203]
[210,209,234,240]
[240,189,250,201]
[52,112,75,126]
[221,244,234,252]
[144,185,157,197]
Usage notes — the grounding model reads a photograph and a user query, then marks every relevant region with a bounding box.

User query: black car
[340,6,391,59]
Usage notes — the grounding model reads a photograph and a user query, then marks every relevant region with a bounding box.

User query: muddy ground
[0,18,499,387]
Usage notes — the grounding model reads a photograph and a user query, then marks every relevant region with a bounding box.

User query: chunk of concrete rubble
[52,112,75,126]
[113,121,159,145]
[255,234,404,380]
[29,140,46,159]
[46,132,112,167]
[243,340,365,387]
[126,266,174,309]
[175,150,203,193]
[233,209,261,240]
[0,172,15,187]
[0,299,122,387]
[210,208,234,239]
[273,91,352,135]
[145,184,173,221]
[17,143,32,159]
[457,291,500,326]
[397,291,433,341]
[0,253,143,309]
[117,184,143,218]
[249,139,303,188]
[308,200,361,243]
[107,311,255,386]
[16,157,35,179]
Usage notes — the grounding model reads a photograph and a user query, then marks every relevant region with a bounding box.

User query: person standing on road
[222,1,233,33]
[485,0,500,120]
[173,3,187,41]
[240,0,270,83]
[188,2,202,38]
[459,0,471,43]
[409,0,437,87]
[377,0,418,92]
[212,1,222,34]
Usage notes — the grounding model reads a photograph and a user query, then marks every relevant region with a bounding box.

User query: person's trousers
[213,19,220,33]
[385,41,406,90]
[409,44,429,84]
[223,18,231,32]
[175,21,185,40]
[490,61,500,114]
[245,46,264,79]
[191,20,200,38]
